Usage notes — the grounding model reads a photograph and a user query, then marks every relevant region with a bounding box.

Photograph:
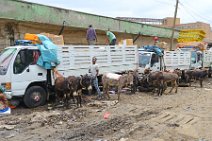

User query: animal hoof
[95,95,103,100]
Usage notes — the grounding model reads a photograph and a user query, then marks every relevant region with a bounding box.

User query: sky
[24,0,212,25]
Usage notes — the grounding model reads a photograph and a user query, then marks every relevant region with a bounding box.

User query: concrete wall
[163,17,181,27]
[0,20,178,51]
[0,0,179,38]
[0,20,16,50]
[0,0,179,50]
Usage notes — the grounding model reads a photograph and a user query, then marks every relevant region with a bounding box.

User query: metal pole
[170,0,179,51]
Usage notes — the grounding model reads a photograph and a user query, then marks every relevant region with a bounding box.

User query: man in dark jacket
[86,25,97,45]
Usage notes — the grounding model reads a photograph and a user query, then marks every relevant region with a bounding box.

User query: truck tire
[24,86,47,108]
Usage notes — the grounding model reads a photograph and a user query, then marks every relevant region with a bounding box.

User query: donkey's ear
[128,70,134,75]
[127,70,132,75]
[176,68,180,70]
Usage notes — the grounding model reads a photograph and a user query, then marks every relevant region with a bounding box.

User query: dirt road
[1,79,212,141]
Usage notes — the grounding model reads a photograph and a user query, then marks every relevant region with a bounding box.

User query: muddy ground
[0,79,212,141]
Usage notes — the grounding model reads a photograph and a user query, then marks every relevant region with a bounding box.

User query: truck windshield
[0,48,17,75]
[139,53,151,67]
[191,51,197,63]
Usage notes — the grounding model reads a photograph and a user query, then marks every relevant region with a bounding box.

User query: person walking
[86,25,97,45]
[89,57,102,99]
[106,30,116,45]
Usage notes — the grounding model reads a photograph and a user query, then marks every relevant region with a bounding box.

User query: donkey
[102,71,134,101]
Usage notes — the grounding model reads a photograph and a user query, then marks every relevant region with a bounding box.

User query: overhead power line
[151,0,175,6]
[179,1,212,24]
[178,3,198,22]
[182,0,212,20]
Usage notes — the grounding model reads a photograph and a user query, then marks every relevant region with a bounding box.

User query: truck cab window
[191,52,197,63]
[151,54,159,67]
[13,50,40,74]
[32,50,40,64]
[139,54,150,67]
[197,53,202,62]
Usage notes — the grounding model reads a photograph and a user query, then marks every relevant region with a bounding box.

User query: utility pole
[170,0,179,51]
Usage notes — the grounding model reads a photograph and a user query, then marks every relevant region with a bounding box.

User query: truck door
[191,51,202,69]
[138,52,151,73]
[150,54,160,71]
[197,52,203,67]
[11,49,46,97]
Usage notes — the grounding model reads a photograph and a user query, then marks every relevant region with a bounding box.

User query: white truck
[176,48,212,70]
[0,45,138,108]
[138,48,212,73]
[138,48,192,73]
[203,50,212,68]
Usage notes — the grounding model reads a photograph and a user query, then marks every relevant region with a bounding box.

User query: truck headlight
[1,82,11,91]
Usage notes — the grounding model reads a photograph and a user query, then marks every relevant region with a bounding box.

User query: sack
[24,33,41,44]
[0,107,11,115]
[40,33,64,45]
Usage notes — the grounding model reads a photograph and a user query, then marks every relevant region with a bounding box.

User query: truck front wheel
[24,86,47,108]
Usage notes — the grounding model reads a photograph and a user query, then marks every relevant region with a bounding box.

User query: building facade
[175,22,212,43]
[0,0,179,51]
[117,16,212,43]
[116,17,181,27]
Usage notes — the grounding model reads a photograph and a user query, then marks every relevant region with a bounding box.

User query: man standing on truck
[106,30,116,45]
[89,57,102,99]
[86,25,97,45]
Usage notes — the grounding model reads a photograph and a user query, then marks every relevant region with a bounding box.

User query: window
[13,49,40,74]
[191,52,197,63]
[139,53,151,67]
[0,48,17,75]
[150,54,159,67]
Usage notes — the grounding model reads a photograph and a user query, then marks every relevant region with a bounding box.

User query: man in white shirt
[89,57,102,99]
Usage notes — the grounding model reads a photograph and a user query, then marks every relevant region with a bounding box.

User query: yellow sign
[177,29,206,43]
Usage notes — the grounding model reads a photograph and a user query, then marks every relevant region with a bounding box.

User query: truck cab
[138,48,164,73]
[138,46,194,73]
[0,46,47,108]
[179,47,203,69]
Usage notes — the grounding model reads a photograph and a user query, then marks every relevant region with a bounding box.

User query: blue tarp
[143,45,164,57]
[36,34,60,69]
